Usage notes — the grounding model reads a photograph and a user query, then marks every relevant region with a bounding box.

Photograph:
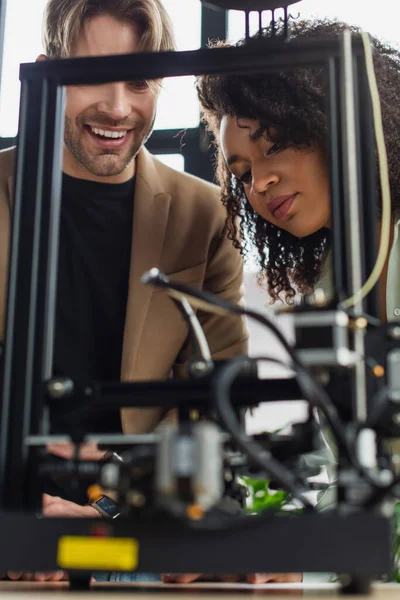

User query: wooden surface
[0,582,397,599]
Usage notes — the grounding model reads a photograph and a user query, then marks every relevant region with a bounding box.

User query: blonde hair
[43,0,176,59]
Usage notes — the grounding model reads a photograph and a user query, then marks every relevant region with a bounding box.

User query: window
[295,0,400,46]
[0,0,202,137]
[154,0,202,131]
[228,0,400,45]
[155,153,185,172]
[228,7,286,42]
[0,0,47,137]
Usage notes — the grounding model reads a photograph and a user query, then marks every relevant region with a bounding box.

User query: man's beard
[64,113,156,178]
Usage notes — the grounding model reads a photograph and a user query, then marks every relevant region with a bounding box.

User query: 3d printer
[0,0,399,592]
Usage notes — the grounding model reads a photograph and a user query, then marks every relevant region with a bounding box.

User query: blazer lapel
[121,148,171,379]
[8,177,13,204]
[0,178,12,340]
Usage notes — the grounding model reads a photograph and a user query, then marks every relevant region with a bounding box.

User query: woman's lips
[270,194,297,220]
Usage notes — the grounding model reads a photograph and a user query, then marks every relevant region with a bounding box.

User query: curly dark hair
[196,19,400,303]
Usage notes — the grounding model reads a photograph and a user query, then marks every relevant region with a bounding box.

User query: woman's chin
[282,218,326,239]
[282,225,319,239]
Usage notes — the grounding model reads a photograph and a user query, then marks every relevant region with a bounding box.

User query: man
[0,0,246,582]
[0,0,298,585]
[1,0,247,446]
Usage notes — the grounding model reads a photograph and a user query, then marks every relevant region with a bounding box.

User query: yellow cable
[340,31,392,311]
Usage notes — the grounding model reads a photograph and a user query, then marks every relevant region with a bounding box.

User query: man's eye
[129,80,149,90]
[238,170,251,184]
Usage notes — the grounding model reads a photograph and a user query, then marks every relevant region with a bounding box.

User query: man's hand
[162,573,302,584]
[42,494,99,518]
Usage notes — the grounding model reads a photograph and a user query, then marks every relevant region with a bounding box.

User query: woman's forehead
[220,116,261,166]
[220,116,270,154]
[221,116,259,135]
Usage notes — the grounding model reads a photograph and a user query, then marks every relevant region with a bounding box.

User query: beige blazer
[0,146,248,434]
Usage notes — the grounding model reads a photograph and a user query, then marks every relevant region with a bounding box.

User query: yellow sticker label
[57,536,139,571]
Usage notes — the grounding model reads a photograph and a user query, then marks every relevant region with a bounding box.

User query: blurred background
[1,0,398,432]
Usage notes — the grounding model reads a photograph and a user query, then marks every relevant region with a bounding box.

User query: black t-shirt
[52,173,135,434]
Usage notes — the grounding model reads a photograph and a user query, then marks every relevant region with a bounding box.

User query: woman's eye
[238,170,252,184]
[267,142,282,155]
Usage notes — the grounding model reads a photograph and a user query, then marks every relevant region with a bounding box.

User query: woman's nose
[252,166,280,195]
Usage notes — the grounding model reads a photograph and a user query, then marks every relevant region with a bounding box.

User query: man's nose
[97,82,131,122]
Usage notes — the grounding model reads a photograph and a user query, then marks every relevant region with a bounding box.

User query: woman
[196,20,400,586]
[196,19,400,320]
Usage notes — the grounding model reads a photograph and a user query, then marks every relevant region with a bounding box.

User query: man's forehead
[71,14,140,58]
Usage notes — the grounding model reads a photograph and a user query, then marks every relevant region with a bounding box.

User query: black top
[53,173,135,434]
[45,173,135,503]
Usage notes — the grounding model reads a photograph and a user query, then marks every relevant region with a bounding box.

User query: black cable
[142,272,389,495]
[245,312,374,479]
[212,354,314,510]
[48,355,331,506]
[142,270,352,461]
[360,386,390,430]
[50,355,322,507]
[49,273,382,500]
[293,360,351,460]
[54,274,353,467]
[224,313,382,483]
[294,359,391,489]
[224,353,316,491]
[170,297,211,364]
[362,473,400,508]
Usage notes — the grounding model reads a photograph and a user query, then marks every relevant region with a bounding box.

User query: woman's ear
[36,54,48,63]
